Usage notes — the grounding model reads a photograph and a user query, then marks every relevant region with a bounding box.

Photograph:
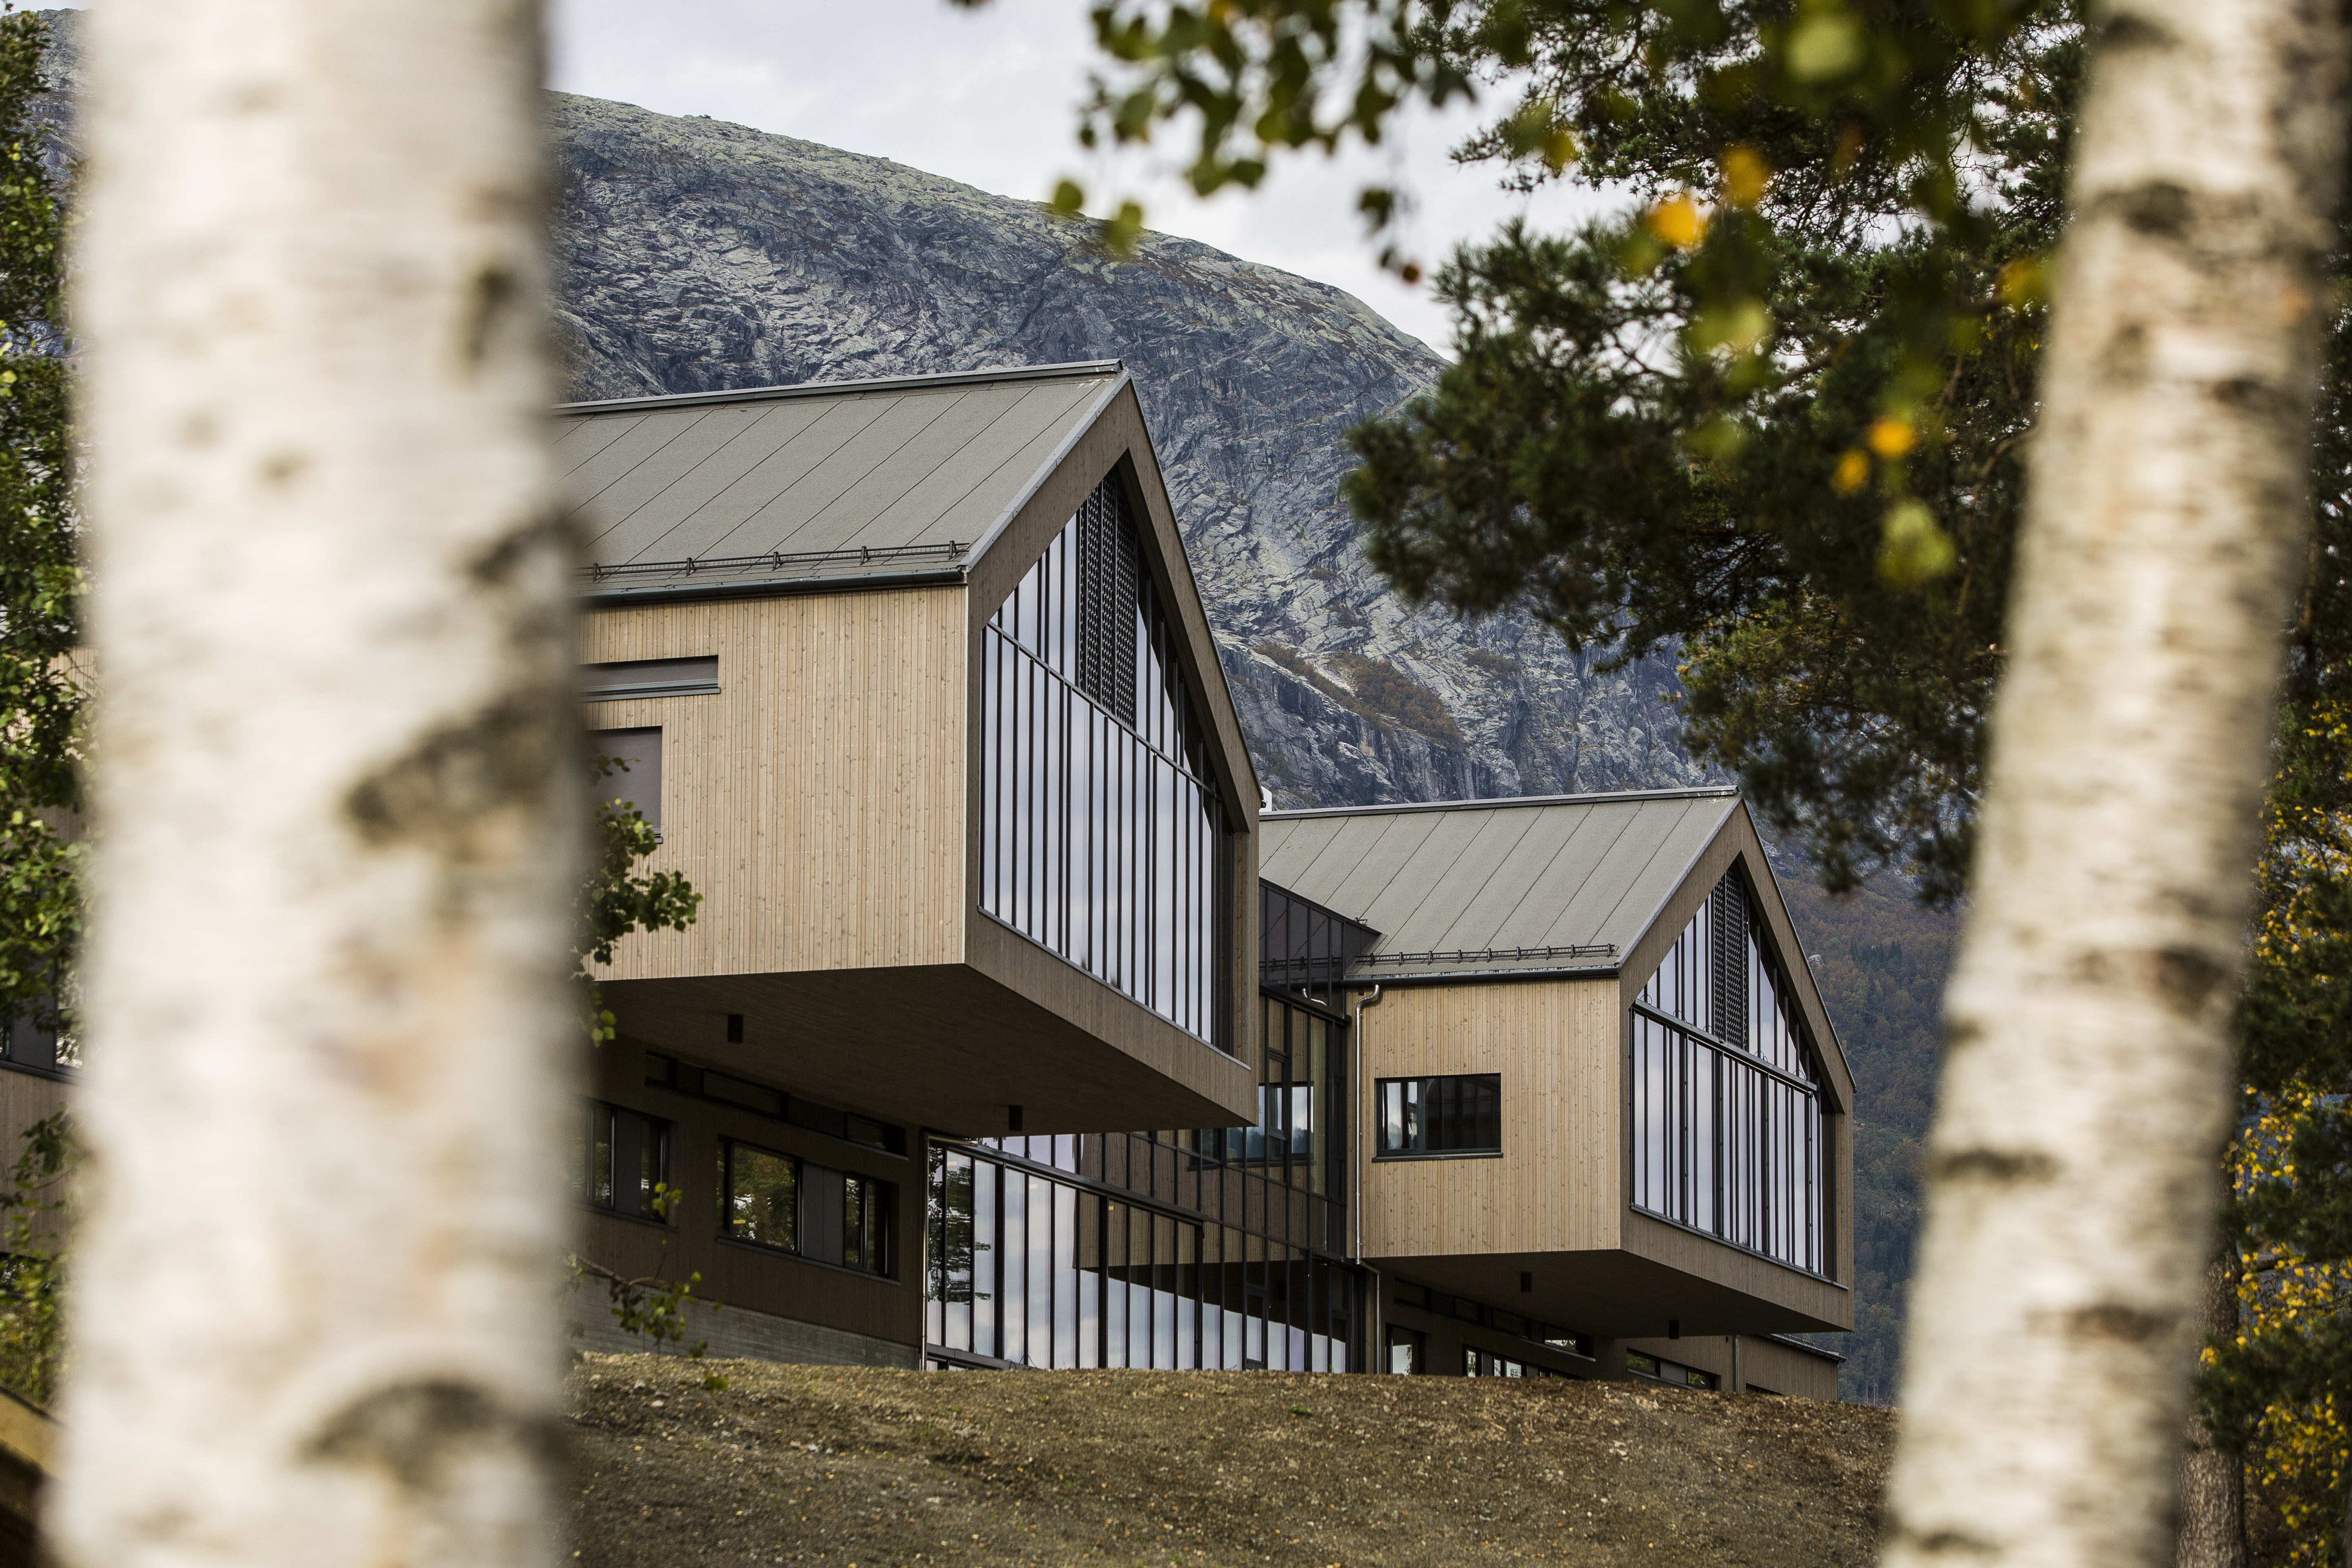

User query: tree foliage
[0,7,78,1028]
[1045,0,2352,1537]
[580,753,700,1044]
[2209,694,2352,1562]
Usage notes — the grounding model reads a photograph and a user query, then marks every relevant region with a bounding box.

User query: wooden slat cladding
[581,587,967,980]
[1356,978,1620,1260]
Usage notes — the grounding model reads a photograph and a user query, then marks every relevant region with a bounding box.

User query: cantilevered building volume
[0,361,1853,1396]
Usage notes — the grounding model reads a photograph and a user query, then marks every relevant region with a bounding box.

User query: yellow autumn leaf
[1719,147,1770,208]
[1646,193,1706,249]
[1866,416,1915,459]
[1831,449,1869,494]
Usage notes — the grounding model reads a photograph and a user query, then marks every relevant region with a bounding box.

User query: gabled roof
[557,362,1124,598]
[1258,788,1741,981]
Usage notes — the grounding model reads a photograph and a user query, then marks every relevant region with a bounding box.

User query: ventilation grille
[1710,866,1750,1048]
[1074,478,1139,725]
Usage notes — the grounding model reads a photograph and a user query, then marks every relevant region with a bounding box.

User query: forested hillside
[1779,875,1956,1403]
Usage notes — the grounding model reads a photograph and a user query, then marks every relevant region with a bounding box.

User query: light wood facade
[577,375,1260,1140]
[1349,811,1855,1343]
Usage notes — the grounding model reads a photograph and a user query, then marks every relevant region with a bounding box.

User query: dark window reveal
[577,1102,671,1222]
[581,657,718,701]
[1386,1326,1424,1375]
[1376,1075,1502,1157]
[1465,1349,1536,1378]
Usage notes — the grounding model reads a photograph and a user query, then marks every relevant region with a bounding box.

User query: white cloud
[544,0,1615,353]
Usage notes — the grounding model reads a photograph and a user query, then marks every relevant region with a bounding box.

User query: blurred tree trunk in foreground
[51,3,579,1566]
[1883,2,2347,1566]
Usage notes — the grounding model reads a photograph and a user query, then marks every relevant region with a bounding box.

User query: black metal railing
[580,539,965,586]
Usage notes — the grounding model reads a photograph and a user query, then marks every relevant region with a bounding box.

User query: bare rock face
[39,11,1704,807]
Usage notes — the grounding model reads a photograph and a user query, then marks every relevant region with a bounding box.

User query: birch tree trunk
[51,4,578,1566]
[1882,4,2348,1566]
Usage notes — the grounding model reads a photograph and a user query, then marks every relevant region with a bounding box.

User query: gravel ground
[564,1352,1893,1567]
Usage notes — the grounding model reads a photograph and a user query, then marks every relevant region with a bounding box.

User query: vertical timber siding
[1356,978,1620,1260]
[581,588,967,979]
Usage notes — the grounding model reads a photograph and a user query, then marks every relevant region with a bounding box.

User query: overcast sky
[542,0,1613,352]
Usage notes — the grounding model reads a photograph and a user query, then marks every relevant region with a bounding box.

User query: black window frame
[841,1172,893,1277]
[579,1100,673,1224]
[719,1136,802,1254]
[1373,1074,1503,1159]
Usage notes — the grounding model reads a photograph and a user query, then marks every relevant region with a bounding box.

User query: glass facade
[979,475,1233,1049]
[1630,865,1826,1273]
[1202,996,1345,1196]
[1259,881,1376,1014]
[923,994,1359,1370]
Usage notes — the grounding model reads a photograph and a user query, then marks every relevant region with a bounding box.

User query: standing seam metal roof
[555,363,1125,593]
[1256,789,1740,979]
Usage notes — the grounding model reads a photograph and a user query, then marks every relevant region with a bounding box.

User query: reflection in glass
[724,1140,798,1251]
[1630,866,1825,1274]
[924,1141,1356,1372]
[1376,1076,1502,1156]
[979,477,1232,1049]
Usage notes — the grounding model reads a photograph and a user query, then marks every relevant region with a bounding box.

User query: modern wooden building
[920,786,1851,1398]
[1258,790,1855,1398]
[561,362,1263,1365]
[0,362,1855,1396]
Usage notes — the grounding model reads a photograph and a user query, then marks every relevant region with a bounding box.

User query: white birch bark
[51,4,578,1566]
[1882,3,2348,1566]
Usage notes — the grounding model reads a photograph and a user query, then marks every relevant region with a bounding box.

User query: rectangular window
[1541,1326,1596,1359]
[589,727,663,835]
[1625,1349,1719,1390]
[578,1102,671,1222]
[1465,1349,1531,1378]
[1386,1325,1424,1375]
[1375,1075,1502,1157]
[842,1174,890,1275]
[722,1139,799,1252]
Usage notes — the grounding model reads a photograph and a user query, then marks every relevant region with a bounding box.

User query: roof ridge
[555,361,1124,416]
[1261,786,1738,820]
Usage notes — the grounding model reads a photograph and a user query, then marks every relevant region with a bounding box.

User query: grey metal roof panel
[557,363,1124,593]
[1258,789,1740,979]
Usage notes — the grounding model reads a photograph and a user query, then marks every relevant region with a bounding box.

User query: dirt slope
[566,1352,1893,1567]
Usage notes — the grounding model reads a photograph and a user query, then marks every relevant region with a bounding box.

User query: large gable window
[980,474,1233,1050]
[1630,864,1825,1273]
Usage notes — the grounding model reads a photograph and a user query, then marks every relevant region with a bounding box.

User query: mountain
[36,13,1705,808]
[537,93,1713,808]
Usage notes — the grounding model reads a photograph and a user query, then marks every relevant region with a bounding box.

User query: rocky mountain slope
[539,93,1707,807]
